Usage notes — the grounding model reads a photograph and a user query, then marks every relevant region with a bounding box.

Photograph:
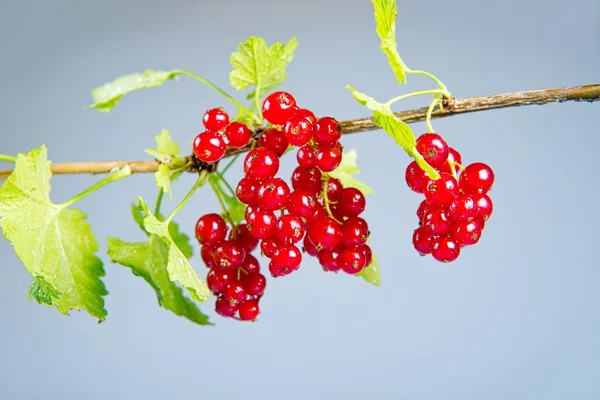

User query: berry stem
[406,69,450,94]
[386,89,451,107]
[321,174,342,224]
[165,170,208,223]
[213,172,236,198]
[220,154,240,176]
[425,97,440,133]
[0,154,16,163]
[60,165,132,208]
[208,175,236,229]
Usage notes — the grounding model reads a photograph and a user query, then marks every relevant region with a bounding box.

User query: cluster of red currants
[405,133,494,262]
[192,108,252,162]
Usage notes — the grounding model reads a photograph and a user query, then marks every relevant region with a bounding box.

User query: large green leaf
[372,0,409,84]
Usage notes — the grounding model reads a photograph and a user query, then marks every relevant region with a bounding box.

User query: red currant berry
[202,108,229,131]
[341,217,369,247]
[318,247,342,272]
[448,194,478,222]
[276,214,306,244]
[405,161,428,193]
[200,245,217,268]
[423,208,453,236]
[284,115,313,147]
[269,261,287,277]
[308,217,343,250]
[459,162,495,194]
[241,273,267,296]
[257,178,290,210]
[313,117,342,145]
[244,147,280,181]
[223,281,247,306]
[415,133,449,168]
[245,206,276,240]
[339,247,367,275]
[338,187,366,217]
[272,244,302,273]
[224,122,251,148]
[438,147,462,175]
[236,177,259,205]
[193,131,227,163]
[315,142,343,172]
[452,220,483,246]
[296,145,316,168]
[207,268,235,294]
[473,193,493,220]
[260,238,282,258]
[240,253,260,275]
[412,227,433,255]
[293,108,317,124]
[229,223,259,252]
[416,200,432,225]
[424,173,459,206]
[262,91,297,125]
[195,213,228,246]
[302,235,319,257]
[291,166,323,193]
[326,178,343,202]
[214,241,246,270]
[258,128,289,157]
[238,298,260,321]
[361,244,373,266]
[215,294,238,317]
[431,236,460,263]
[287,189,318,219]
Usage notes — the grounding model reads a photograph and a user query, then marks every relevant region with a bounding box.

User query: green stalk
[60,165,132,208]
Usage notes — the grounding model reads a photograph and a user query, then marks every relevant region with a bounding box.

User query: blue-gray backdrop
[1,0,599,398]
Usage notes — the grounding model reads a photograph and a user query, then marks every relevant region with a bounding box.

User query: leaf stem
[166,170,208,224]
[220,154,240,176]
[254,85,263,123]
[406,70,450,94]
[214,172,236,198]
[209,176,236,228]
[154,188,164,217]
[385,89,450,107]
[61,165,132,207]
[0,154,16,163]
[425,98,440,133]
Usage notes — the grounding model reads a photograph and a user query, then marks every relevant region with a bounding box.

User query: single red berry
[459,162,495,194]
[207,268,235,294]
[339,247,367,275]
[405,161,429,193]
[214,241,246,270]
[326,178,343,202]
[286,189,318,219]
[438,148,462,175]
[423,208,453,236]
[412,227,433,255]
[272,244,302,273]
[416,200,432,225]
[238,298,260,321]
[302,235,319,257]
[224,122,251,148]
[200,245,217,268]
[473,193,493,220]
[244,204,257,221]
[244,147,280,181]
[236,177,259,205]
[448,194,478,222]
[341,217,369,247]
[293,108,317,124]
[291,166,323,193]
[202,108,229,131]
[361,244,373,266]
[327,202,344,222]
[284,116,313,147]
[241,273,267,296]
[424,173,459,206]
[338,187,366,218]
[269,261,287,277]
[318,247,342,272]
[215,294,238,317]
[240,253,260,275]
[315,142,343,172]
[260,238,282,258]
[415,133,449,168]
[257,177,290,210]
[431,236,461,263]
[313,117,342,145]
[262,91,297,125]
[245,206,276,240]
[193,131,227,163]
[195,213,228,246]
[229,223,259,252]
[258,128,289,157]
[276,214,306,244]
[223,281,247,306]
[308,217,343,250]
[452,219,483,246]
[297,145,316,168]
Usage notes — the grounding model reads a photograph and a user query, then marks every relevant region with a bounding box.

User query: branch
[1,84,598,179]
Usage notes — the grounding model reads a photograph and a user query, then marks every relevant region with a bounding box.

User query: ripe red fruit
[200,245,217,268]
[315,142,343,172]
[293,108,317,124]
[229,223,259,252]
[318,247,342,272]
[405,161,429,193]
[423,208,453,236]
[238,298,260,321]
[431,236,460,263]
[339,247,367,274]
[240,253,260,274]
[195,213,228,246]
[424,173,459,206]
[448,194,478,222]
[271,244,302,274]
[214,241,246,270]
[244,147,280,181]
[224,122,251,148]
[245,206,276,240]
[286,189,317,219]
[452,220,483,246]
[276,214,306,244]
[326,178,343,202]
[302,235,319,257]
[415,133,449,168]
[473,193,493,220]
[412,227,433,255]
[202,108,229,131]
[296,145,316,168]
[207,268,235,294]
[242,273,267,296]
[438,148,462,175]
[284,116,313,146]
[313,117,342,145]
[236,177,259,205]
[262,91,297,125]
[223,281,247,306]
[416,200,432,225]
[361,244,373,266]
[338,187,366,217]
[215,295,238,317]
[269,261,287,277]
[257,177,290,210]
[260,238,282,258]
[459,162,495,194]
[193,131,227,163]
[341,217,369,247]
[308,217,343,250]
[291,166,323,193]
[258,128,289,157]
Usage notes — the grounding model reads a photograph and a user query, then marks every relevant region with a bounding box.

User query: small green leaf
[155,164,173,199]
[356,253,381,286]
[0,146,108,320]
[131,203,148,234]
[372,0,409,84]
[27,276,62,306]
[168,220,194,260]
[107,237,210,325]
[229,36,298,98]
[155,129,180,156]
[137,198,209,302]
[145,130,186,200]
[88,70,178,113]
[329,149,374,196]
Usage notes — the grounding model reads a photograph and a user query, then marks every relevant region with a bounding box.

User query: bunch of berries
[406,133,494,262]
[192,108,252,162]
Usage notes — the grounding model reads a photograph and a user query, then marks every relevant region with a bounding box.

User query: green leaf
[372,0,409,84]
[131,202,148,234]
[27,276,62,306]
[145,130,186,200]
[356,253,381,286]
[329,149,374,196]
[88,70,178,113]
[0,146,108,320]
[168,220,194,260]
[155,164,174,199]
[107,237,211,325]
[346,86,439,179]
[229,36,298,98]
[137,198,209,302]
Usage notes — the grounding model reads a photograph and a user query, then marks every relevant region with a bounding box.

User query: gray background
[1,0,599,398]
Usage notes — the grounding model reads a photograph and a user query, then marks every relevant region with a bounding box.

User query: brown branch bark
[1,84,598,179]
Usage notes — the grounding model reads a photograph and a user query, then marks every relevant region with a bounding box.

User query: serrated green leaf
[356,253,381,286]
[229,36,297,98]
[137,198,209,302]
[131,202,148,234]
[372,0,409,84]
[107,237,211,325]
[155,129,180,156]
[168,220,194,260]
[88,70,178,113]
[329,149,374,196]
[145,130,186,200]
[27,276,62,306]
[0,146,108,320]
[155,164,173,199]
